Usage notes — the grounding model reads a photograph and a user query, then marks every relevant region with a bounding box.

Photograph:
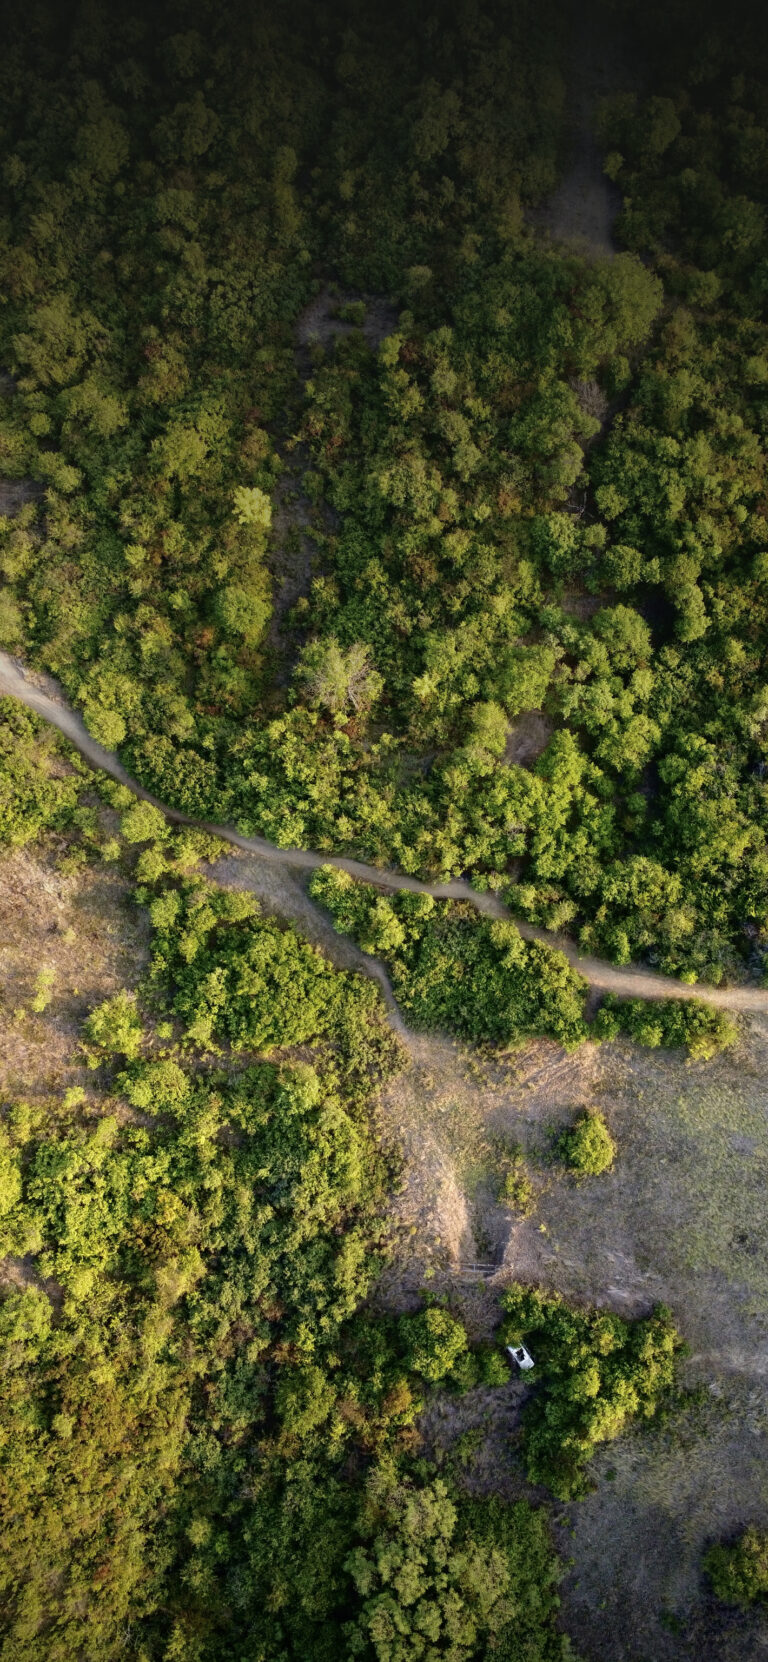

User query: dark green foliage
[7,0,768,991]
[705,1527,768,1608]
[594,994,739,1060]
[1,0,766,990]
[500,1285,681,1499]
[310,867,589,1049]
[556,1109,616,1177]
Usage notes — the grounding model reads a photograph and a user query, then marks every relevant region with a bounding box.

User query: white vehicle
[506,1343,535,1371]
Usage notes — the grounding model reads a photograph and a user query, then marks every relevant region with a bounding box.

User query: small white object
[506,1343,535,1371]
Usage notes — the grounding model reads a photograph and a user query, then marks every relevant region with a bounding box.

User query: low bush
[705,1527,768,1608]
[501,1153,536,1214]
[593,994,738,1060]
[557,1109,616,1177]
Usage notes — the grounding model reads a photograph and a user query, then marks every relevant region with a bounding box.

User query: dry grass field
[374,1018,768,1659]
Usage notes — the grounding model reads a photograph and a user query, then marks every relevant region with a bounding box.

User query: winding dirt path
[2,648,768,1018]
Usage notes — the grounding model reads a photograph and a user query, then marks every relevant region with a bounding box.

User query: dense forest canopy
[3,0,768,1656]
[2,0,768,986]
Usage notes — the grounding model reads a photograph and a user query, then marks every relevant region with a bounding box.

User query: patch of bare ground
[527,1027,768,1656]
[296,286,398,372]
[562,1388,768,1662]
[511,1022,768,1657]
[504,710,553,767]
[0,845,149,1103]
[372,1034,600,1316]
[418,1379,532,1504]
[0,478,43,517]
[0,1252,64,1309]
[265,450,321,684]
[531,1,630,256]
[560,588,605,621]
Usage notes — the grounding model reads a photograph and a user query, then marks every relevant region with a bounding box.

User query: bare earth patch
[504,710,553,767]
[266,287,398,683]
[296,286,398,367]
[0,478,42,517]
[531,7,629,256]
[373,1034,600,1312]
[0,845,148,1102]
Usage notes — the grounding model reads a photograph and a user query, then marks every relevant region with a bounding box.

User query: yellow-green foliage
[557,1109,616,1177]
[706,1527,768,1608]
[595,995,738,1060]
[0,867,574,1661]
[501,1150,536,1214]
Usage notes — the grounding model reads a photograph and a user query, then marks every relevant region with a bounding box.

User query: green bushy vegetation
[594,993,739,1059]
[0,712,689,1658]
[705,1526,768,1609]
[500,1285,681,1500]
[0,699,90,851]
[309,867,739,1059]
[0,854,578,1661]
[309,866,589,1049]
[4,0,766,1649]
[3,0,768,989]
[557,1109,616,1177]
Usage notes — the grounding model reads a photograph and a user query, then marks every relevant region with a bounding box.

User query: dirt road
[3,647,767,1018]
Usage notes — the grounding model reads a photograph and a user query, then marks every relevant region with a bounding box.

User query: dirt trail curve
[3,648,768,1019]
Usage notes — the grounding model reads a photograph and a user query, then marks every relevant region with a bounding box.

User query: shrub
[594,994,738,1060]
[399,1307,469,1384]
[705,1528,768,1608]
[501,1154,536,1214]
[557,1109,616,1177]
[82,991,144,1063]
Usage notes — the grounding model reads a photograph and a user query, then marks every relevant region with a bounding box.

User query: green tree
[706,1527,768,1608]
[297,637,383,716]
[344,1465,514,1661]
[557,1109,616,1176]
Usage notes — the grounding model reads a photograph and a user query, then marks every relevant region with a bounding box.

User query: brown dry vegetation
[0,844,148,1105]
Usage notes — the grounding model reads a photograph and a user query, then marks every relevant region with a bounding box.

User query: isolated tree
[297,637,383,715]
[232,485,272,529]
[706,1528,768,1608]
[557,1109,616,1176]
